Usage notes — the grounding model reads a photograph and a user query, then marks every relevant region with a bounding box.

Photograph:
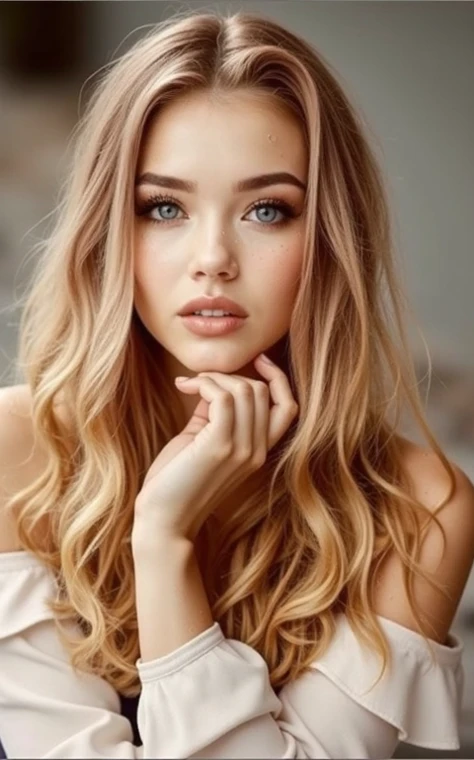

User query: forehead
[137,88,307,176]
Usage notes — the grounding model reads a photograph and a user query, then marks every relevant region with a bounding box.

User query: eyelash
[135,193,298,227]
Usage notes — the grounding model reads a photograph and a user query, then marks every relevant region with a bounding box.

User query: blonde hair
[7,9,456,697]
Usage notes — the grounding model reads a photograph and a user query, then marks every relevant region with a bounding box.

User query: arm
[1,436,468,758]
[0,547,463,760]
[130,451,472,759]
[131,530,214,661]
[130,529,461,759]
[0,387,382,760]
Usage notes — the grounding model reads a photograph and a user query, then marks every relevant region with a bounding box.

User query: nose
[188,226,238,281]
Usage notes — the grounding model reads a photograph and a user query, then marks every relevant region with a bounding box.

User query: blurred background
[0,1,472,757]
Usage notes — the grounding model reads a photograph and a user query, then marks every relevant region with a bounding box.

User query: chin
[177,348,259,376]
[189,357,253,374]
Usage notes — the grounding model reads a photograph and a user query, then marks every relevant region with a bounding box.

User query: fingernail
[259,353,274,365]
[175,376,191,383]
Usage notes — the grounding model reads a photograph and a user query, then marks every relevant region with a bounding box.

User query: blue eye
[135,194,298,227]
[250,204,283,224]
[151,200,181,222]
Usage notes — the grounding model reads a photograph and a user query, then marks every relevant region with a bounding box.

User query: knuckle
[234,446,252,462]
[254,381,269,398]
[210,448,224,464]
[252,450,267,468]
[218,441,234,459]
[219,390,234,405]
[236,383,253,399]
[289,401,299,417]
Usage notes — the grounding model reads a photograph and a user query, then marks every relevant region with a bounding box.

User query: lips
[180,313,247,337]
[178,295,248,318]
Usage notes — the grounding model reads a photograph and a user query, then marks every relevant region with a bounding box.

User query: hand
[131,353,299,545]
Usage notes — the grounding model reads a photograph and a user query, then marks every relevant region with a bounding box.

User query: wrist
[131,520,194,559]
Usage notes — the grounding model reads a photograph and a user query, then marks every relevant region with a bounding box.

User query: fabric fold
[137,625,286,757]
[0,550,466,758]
[0,551,60,639]
[310,613,464,749]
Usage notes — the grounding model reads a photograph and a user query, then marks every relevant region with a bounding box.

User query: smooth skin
[133,352,298,543]
[133,87,308,525]
[0,87,473,668]
[133,88,308,427]
[130,88,474,662]
[131,87,306,656]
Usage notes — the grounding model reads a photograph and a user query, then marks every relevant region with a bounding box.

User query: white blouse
[0,549,465,759]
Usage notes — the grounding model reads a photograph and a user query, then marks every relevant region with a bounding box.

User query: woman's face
[133,88,308,385]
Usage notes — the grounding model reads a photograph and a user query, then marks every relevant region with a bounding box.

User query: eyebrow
[135,171,307,193]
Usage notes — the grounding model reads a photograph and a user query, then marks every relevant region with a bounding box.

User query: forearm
[131,524,214,662]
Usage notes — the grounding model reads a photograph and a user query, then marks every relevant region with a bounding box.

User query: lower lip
[180,315,247,336]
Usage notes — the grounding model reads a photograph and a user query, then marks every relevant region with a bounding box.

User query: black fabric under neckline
[119,693,142,746]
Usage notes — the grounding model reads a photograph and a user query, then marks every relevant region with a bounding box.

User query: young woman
[0,10,473,759]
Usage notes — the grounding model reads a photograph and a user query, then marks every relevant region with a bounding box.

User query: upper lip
[178,296,248,317]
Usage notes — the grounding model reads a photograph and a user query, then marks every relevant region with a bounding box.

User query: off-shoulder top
[0,550,465,759]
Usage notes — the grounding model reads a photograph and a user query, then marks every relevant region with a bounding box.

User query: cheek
[263,242,304,304]
[133,231,178,292]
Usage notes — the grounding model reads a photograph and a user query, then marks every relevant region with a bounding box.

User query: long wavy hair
[6,9,456,697]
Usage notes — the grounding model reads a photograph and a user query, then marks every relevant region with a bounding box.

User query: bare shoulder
[397,435,474,525]
[0,384,49,552]
[372,435,474,643]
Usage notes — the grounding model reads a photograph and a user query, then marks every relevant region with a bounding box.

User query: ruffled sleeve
[135,611,464,758]
[306,612,464,750]
[0,551,143,759]
[0,550,465,759]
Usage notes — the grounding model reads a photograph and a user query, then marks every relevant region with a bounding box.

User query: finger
[175,376,235,449]
[198,373,270,468]
[241,378,270,461]
[253,355,299,449]
[196,372,255,460]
